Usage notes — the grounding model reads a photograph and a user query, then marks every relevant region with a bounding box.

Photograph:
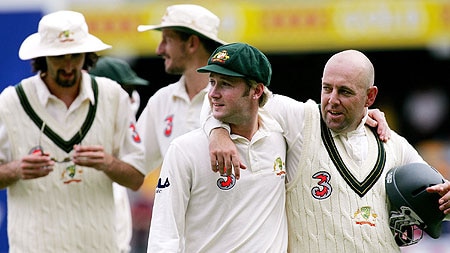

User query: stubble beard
[56,70,77,88]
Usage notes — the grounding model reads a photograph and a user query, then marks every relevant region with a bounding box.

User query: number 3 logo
[311,171,332,200]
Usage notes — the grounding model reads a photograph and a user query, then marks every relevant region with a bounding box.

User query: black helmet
[385,163,446,246]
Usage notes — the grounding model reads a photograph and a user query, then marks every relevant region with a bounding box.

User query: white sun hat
[137,4,226,45]
[19,10,111,60]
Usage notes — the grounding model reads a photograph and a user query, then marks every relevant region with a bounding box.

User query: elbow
[129,172,145,191]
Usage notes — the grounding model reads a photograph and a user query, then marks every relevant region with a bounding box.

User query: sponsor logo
[311,171,332,200]
[217,174,236,190]
[164,115,174,137]
[156,177,170,193]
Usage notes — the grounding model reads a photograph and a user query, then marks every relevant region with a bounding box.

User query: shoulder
[0,75,38,101]
[0,85,18,98]
[172,128,206,145]
[151,80,181,98]
[383,129,417,152]
[91,75,122,90]
[265,94,313,115]
[89,74,129,101]
[165,129,208,160]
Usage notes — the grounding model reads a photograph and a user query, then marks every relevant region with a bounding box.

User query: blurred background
[1,0,449,252]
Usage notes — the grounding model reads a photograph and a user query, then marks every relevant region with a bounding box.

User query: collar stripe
[15,75,98,153]
[319,105,386,197]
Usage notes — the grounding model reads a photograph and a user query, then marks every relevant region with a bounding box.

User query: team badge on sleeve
[129,122,141,143]
[164,114,174,137]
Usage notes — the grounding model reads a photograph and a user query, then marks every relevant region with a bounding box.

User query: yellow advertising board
[72,0,450,56]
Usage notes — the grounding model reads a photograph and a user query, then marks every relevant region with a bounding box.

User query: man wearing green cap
[90,56,149,117]
[89,56,149,253]
[146,43,288,252]
[205,49,450,252]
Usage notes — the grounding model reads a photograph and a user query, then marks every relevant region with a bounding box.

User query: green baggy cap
[90,56,149,86]
[197,42,272,86]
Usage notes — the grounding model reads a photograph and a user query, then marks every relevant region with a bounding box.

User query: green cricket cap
[197,42,272,86]
[90,56,149,86]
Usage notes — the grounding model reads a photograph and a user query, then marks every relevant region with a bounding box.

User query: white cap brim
[19,33,112,60]
[137,24,226,45]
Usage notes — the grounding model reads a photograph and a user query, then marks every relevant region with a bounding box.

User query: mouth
[327,109,343,119]
[212,102,223,108]
[162,55,170,62]
[328,110,341,115]
[59,70,74,79]
[61,73,73,79]
[211,101,225,110]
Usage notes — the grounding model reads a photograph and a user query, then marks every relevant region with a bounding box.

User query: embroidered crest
[353,206,378,226]
[58,30,75,42]
[211,50,230,63]
[273,157,286,177]
[28,146,83,184]
[61,164,83,184]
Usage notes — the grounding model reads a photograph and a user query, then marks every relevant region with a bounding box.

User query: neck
[183,53,211,100]
[229,112,259,141]
[41,72,80,108]
[183,70,210,100]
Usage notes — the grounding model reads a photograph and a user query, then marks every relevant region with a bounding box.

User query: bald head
[324,50,374,89]
[321,49,378,133]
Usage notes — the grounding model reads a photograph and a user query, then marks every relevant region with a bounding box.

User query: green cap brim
[197,64,245,78]
[122,76,149,86]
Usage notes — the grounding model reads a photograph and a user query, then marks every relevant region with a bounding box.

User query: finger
[224,155,235,177]
[22,166,52,179]
[217,157,225,175]
[427,185,447,197]
[365,117,377,128]
[426,185,438,193]
[226,165,232,177]
[230,154,240,179]
[439,200,450,212]
[378,125,391,142]
[210,153,219,172]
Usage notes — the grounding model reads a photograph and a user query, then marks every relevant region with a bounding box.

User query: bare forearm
[102,157,144,191]
[0,161,21,189]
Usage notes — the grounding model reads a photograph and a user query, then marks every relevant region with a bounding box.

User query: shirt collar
[172,75,209,101]
[330,112,368,138]
[36,71,95,106]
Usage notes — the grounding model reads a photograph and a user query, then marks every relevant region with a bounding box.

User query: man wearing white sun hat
[134,7,226,249]
[0,10,146,253]
[136,4,226,175]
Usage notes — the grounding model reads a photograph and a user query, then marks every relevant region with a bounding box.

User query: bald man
[207,50,450,252]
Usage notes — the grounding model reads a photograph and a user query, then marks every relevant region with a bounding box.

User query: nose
[208,85,220,99]
[62,55,75,72]
[156,42,164,56]
[327,91,339,105]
